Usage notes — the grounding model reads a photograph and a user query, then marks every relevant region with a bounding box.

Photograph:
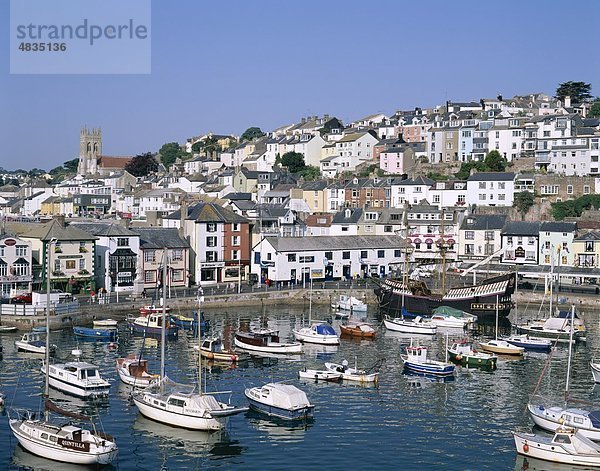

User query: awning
[111,248,137,257]
[14,257,29,265]
[425,238,433,244]
[413,238,422,244]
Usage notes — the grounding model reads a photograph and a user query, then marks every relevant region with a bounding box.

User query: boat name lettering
[58,438,90,452]
[471,303,505,310]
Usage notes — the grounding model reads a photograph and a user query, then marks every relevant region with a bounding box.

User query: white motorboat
[43,351,111,399]
[383,315,437,335]
[245,382,314,420]
[15,331,56,355]
[324,359,379,383]
[429,313,473,329]
[592,360,600,383]
[334,295,367,312]
[116,356,159,387]
[234,329,302,354]
[293,323,340,345]
[132,275,247,431]
[478,339,524,356]
[9,407,118,465]
[92,319,118,327]
[298,368,342,382]
[528,403,600,441]
[514,426,600,466]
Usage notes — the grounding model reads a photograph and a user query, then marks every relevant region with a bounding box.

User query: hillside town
[2,86,600,300]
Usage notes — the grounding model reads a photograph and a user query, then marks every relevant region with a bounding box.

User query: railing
[0,300,80,316]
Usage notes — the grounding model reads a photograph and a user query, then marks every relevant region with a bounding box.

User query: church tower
[77,127,102,175]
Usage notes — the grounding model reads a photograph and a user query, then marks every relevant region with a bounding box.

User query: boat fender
[230,355,236,361]
[456,354,462,361]
[558,417,564,424]
[523,443,529,453]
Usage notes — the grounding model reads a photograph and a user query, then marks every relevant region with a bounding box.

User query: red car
[11,293,32,304]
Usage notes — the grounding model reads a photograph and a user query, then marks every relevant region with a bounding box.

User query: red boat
[139,305,171,315]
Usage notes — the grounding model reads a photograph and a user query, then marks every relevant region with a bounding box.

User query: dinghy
[298,368,342,382]
[324,359,379,383]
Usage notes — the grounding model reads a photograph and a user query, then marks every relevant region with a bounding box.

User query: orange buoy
[523,443,529,453]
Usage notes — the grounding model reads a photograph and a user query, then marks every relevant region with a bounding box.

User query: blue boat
[128,313,178,339]
[400,341,455,377]
[504,335,552,352]
[245,383,314,421]
[73,326,118,340]
[170,311,210,333]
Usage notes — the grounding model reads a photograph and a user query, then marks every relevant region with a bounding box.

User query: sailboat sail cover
[316,324,336,335]
[143,376,196,395]
[45,399,91,421]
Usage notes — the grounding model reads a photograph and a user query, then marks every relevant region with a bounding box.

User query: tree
[299,165,321,181]
[555,81,593,103]
[159,142,188,167]
[124,152,158,177]
[513,191,535,220]
[240,127,265,142]
[589,98,600,118]
[63,158,79,172]
[455,161,486,180]
[484,150,508,172]
[278,151,306,173]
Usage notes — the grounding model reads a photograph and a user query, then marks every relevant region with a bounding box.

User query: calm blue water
[1,304,599,471]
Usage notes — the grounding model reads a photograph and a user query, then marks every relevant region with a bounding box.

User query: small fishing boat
[43,350,111,399]
[478,339,524,356]
[73,326,117,340]
[293,323,340,345]
[0,325,17,333]
[592,360,600,383]
[400,339,455,377]
[139,305,171,315]
[9,403,118,465]
[383,315,437,335]
[334,295,367,312]
[245,382,314,420]
[447,340,497,369]
[15,331,56,355]
[116,356,159,387]
[170,312,210,333]
[513,426,600,466]
[193,336,246,362]
[339,322,377,339]
[324,359,380,383]
[234,329,302,354]
[298,368,342,382]
[128,313,178,338]
[504,335,552,352]
[92,319,118,328]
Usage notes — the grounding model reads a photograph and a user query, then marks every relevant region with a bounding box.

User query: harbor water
[0,303,599,470]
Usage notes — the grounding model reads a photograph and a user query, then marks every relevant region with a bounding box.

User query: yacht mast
[197,288,204,394]
[160,249,167,381]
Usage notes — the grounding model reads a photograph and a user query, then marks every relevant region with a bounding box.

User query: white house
[252,234,408,283]
[457,214,507,262]
[390,176,433,208]
[500,221,541,265]
[538,221,577,267]
[466,172,516,207]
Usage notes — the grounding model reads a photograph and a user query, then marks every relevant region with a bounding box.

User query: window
[499,194,505,200]
[117,238,128,246]
[584,185,590,194]
[325,251,333,260]
[465,231,475,240]
[232,222,240,232]
[465,244,475,255]
[171,249,183,261]
[498,182,505,190]
[485,231,494,241]
[433,195,440,204]
[507,236,513,245]
[342,251,350,260]
[66,260,76,270]
[341,226,349,232]
[377,250,385,258]
[287,254,296,262]
[394,249,401,257]
[232,236,240,246]
[484,244,495,255]
[528,237,535,245]
[79,259,85,270]
[144,250,156,262]
[207,223,217,232]
[172,269,184,281]
[479,194,486,201]
[360,250,368,259]
[206,251,218,262]
[384,225,393,233]
[206,236,217,247]
[54,259,60,271]
[16,246,27,257]
[299,255,314,263]
[232,250,240,261]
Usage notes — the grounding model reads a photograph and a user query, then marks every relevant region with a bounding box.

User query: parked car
[11,293,32,304]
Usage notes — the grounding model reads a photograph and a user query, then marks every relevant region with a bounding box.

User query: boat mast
[564,304,575,407]
[495,294,499,341]
[197,288,204,395]
[45,238,56,414]
[438,209,448,293]
[160,248,167,381]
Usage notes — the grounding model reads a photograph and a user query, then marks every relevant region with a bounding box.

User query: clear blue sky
[1,0,599,171]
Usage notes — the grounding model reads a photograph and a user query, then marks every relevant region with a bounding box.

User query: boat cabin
[406,345,428,362]
[202,338,223,353]
[50,362,102,382]
[236,329,281,346]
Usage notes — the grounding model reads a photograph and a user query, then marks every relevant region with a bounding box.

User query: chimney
[179,198,187,237]
[564,96,571,108]
[54,215,65,227]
